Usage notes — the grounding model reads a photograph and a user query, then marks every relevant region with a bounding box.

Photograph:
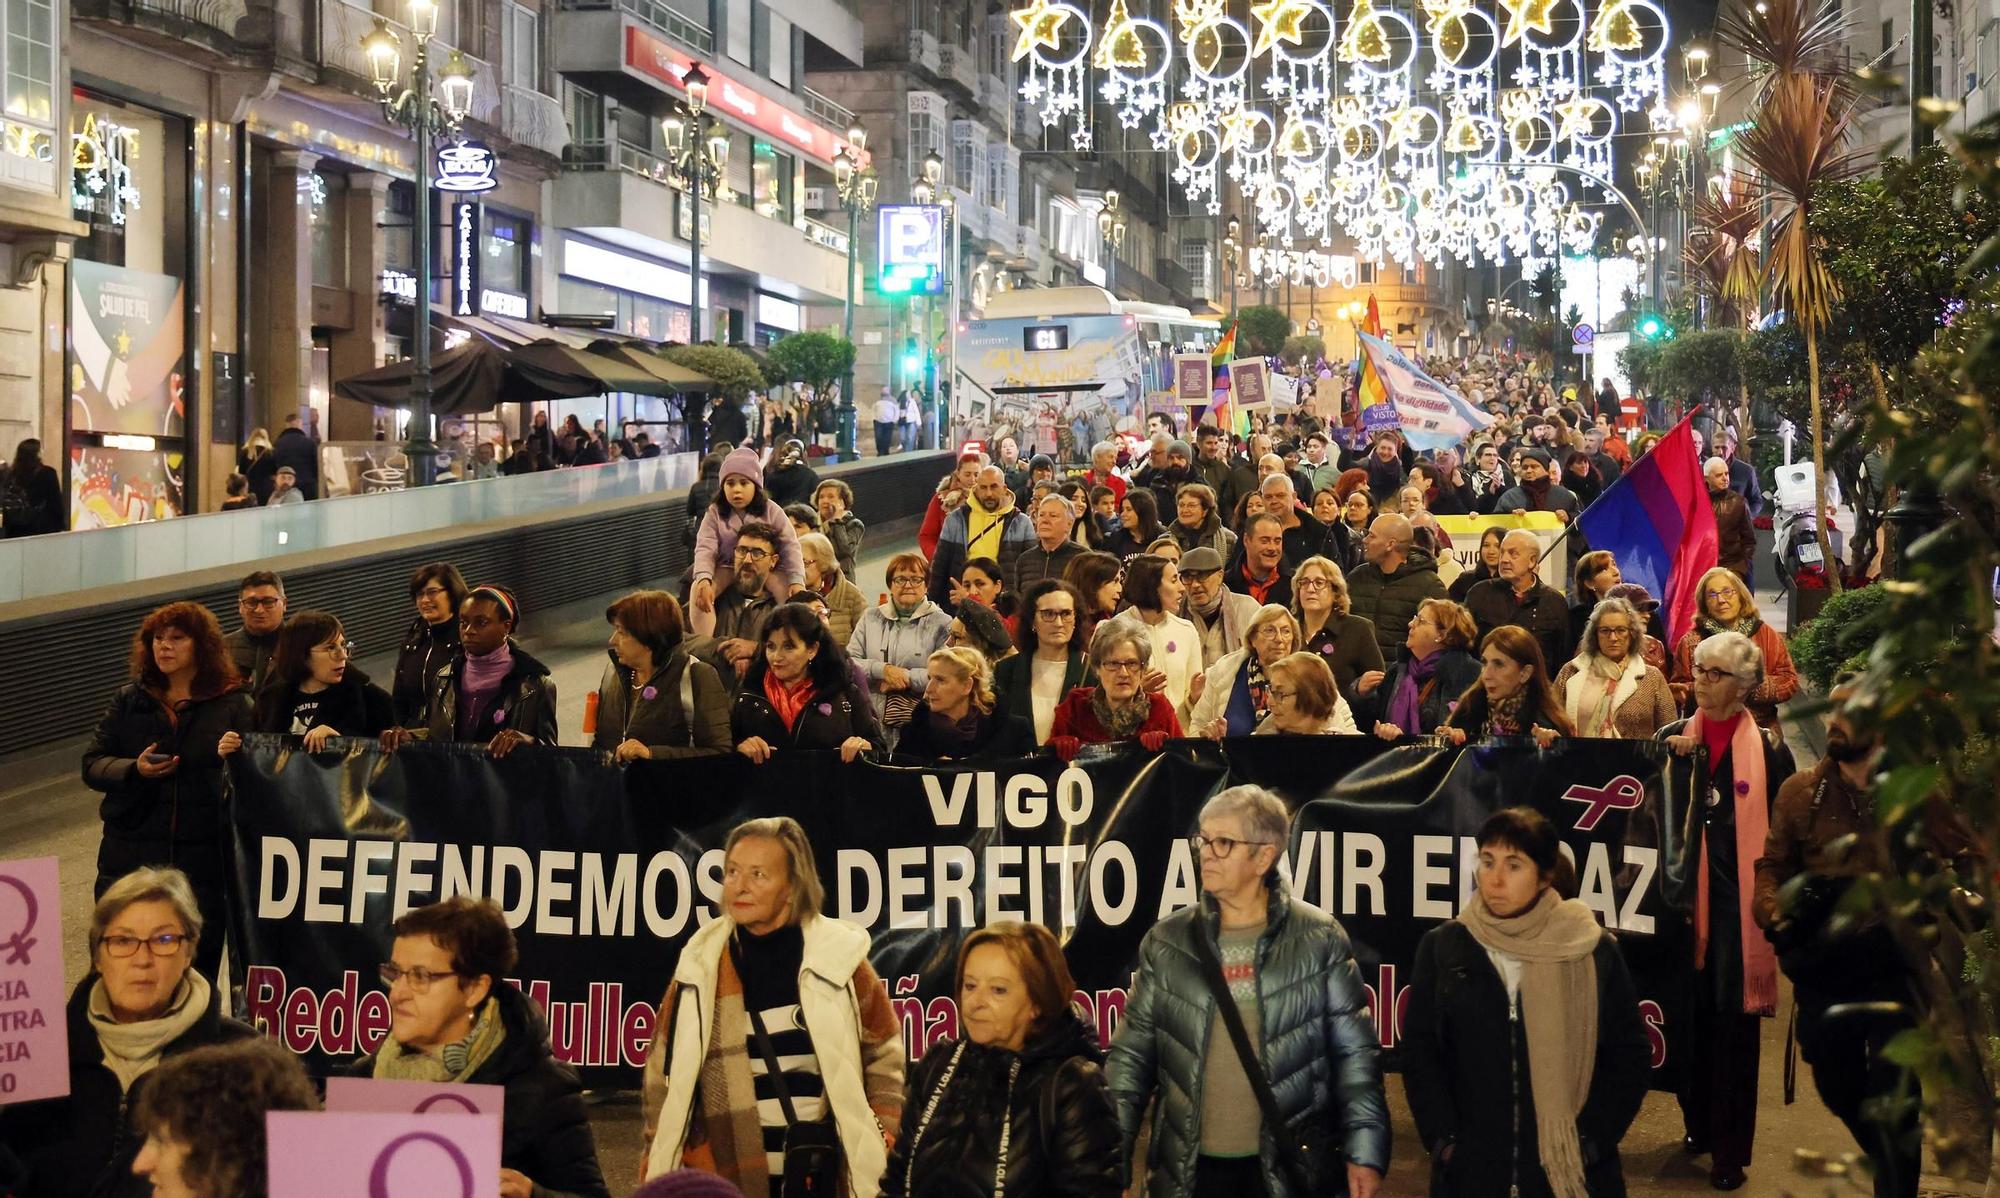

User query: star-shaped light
[1498,0,1556,47]
[1218,105,1259,151]
[1250,0,1313,58]
[1011,0,1072,62]
[1093,0,1147,68]
[1554,94,1602,140]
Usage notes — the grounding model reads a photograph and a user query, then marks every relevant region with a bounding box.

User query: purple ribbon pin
[492,708,507,725]
[817,702,833,715]
[641,686,658,700]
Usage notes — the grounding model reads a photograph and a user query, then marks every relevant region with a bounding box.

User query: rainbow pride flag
[1206,320,1245,434]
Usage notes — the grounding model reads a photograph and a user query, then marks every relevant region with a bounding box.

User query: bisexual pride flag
[1577,415,1718,646]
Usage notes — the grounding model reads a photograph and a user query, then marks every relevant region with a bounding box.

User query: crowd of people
[0,363,1975,1198]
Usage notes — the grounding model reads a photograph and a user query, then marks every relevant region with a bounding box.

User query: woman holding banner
[892,646,1036,763]
[1554,598,1677,741]
[643,817,905,1197]
[350,896,609,1198]
[1048,622,1182,758]
[218,611,394,756]
[1189,604,1301,738]
[593,590,732,761]
[1351,599,1482,740]
[735,602,883,763]
[1658,631,1796,1191]
[1105,784,1389,1198]
[1255,652,1358,735]
[0,867,253,1198]
[1442,627,1573,749]
[883,921,1120,1197]
[1401,807,1652,1198]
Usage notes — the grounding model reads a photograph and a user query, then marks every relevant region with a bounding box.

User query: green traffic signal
[1637,315,1666,340]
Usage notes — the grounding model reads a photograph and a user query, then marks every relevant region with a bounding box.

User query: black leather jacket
[393,614,460,726]
[882,1012,1121,1198]
[418,641,559,745]
[82,683,251,852]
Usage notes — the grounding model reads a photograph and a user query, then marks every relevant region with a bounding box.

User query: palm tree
[1721,0,1865,592]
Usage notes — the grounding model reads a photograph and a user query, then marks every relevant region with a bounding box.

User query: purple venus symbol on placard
[368,1131,475,1198]
[412,1093,480,1114]
[0,875,39,965]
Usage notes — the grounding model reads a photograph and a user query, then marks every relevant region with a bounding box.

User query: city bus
[955,287,1219,458]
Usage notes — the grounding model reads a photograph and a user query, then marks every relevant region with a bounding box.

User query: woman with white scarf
[1552,597,1677,740]
[1402,807,1652,1198]
[0,867,253,1198]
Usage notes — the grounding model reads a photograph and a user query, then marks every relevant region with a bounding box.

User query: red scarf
[1689,707,1778,1016]
[762,671,816,732]
[1239,559,1278,604]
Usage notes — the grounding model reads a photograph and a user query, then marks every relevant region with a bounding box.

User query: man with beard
[1494,449,1579,522]
[693,522,782,683]
[1756,682,1980,1198]
[1708,456,1756,583]
[930,465,1034,610]
[1133,437,1197,512]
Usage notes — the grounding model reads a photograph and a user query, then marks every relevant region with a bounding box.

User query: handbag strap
[1189,917,1314,1194]
[679,656,698,748]
[730,937,802,1127]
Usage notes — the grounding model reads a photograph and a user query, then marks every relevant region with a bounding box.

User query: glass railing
[0,453,701,605]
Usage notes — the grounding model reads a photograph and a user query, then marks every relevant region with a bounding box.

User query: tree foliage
[764,331,856,397]
[1234,305,1292,356]
[1280,335,1326,365]
[1653,329,1745,408]
[662,345,765,402]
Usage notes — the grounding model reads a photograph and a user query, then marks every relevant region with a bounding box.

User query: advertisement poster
[959,315,1144,422]
[67,259,187,528]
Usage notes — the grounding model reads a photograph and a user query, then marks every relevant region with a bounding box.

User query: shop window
[383,180,417,270]
[751,143,793,222]
[483,210,529,296]
[308,168,347,288]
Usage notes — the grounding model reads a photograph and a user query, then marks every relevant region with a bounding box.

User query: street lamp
[363,1,476,487]
[662,63,727,343]
[1097,189,1126,295]
[832,122,875,459]
[909,150,946,446]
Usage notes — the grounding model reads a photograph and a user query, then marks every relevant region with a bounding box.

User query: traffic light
[901,337,922,375]
[1635,314,1672,341]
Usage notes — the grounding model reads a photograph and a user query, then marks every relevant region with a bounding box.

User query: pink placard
[324,1077,506,1116]
[267,1111,501,1198]
[0,856,68,1103]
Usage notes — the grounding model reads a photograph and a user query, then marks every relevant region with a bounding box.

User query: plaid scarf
[680,948,772,1195]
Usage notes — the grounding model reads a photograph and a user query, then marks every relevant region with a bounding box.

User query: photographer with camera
[1754,678,1981,1198]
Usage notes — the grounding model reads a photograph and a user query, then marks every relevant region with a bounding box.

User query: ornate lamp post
[912,151,944,446]
[662,63,727,343]
[1220,217,1241,317]
[832,124,876,460]
[1097,189,1126,295]
[362,0,475,486]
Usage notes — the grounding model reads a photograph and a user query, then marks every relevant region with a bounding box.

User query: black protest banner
[226,734,1694,1088]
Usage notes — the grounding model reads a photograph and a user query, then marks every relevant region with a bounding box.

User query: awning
[511,340,680,397]
[333,339,610,416]
[585,339,715,390]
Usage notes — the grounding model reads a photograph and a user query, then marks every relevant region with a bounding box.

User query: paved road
[0,524,1967,1196]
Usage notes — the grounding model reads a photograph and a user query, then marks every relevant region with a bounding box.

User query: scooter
[1772,502,1843,594]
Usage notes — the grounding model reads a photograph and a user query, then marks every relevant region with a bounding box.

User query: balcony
[75,0,252,57]
[908,29,940,73]
[556,141,850,299]
[502,84,570,158]
[317,0,501,126]
[557,0,712,54]
[938,43,979,96]
[801,86,854,134]
[1154,256,1194,305]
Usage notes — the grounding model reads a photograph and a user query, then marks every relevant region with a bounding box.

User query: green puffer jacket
[1104,878,1391,1196]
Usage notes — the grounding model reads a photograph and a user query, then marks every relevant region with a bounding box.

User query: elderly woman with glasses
[993,579,1094,745]
[1255,651,1359,735]
[1188,604,1304,738]
[217,610,393,757]
[847,551,953,741]
[1106,785,1389,1198]
[0,867,255,1198]
[1290,555,1384,695]
[1657,631,1797,1191]
[1352,598,1482,740]
[348,897,610,1198]
[1670,567,1799,727]
[1553,596,1677,740]
[1048,622,1183,759]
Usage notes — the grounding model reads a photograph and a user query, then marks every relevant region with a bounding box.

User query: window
[907,91,947,174]
[6,0,52,127]
[1359,261,1376,283]
[1180,239,1212,298]
[985,141,1007,217]
[1882,18,1894,57]
[1402,263,1418,285]
[308,168,347,288]
[564,82,604,146]
[484,211,529,296]
[504,2,539,91]
[768,13,791,87]
[752,143,794,222]
[727,0,752,65]
[952,119,978,199]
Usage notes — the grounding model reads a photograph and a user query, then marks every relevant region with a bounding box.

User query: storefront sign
[0,857,68,1103]
[380,270,417,302]
[756,293,800,332]
[435,141,498,193]
[562,238,706,308]
[480,289,528,319]
[622,25,866,168]
[878,205,944,296]
[803,218,848,254]
[452,202,480,318]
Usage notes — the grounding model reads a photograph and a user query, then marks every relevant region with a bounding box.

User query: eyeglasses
[1099,658,1144,675]
[1596,627,1632,639]
[416,586,451,601]
[1703,589,1739,602]
[379,962,464,992]
[890,574,928,586]
[1266,686,1297,702]
[1189,834,1273,859]
[734,546,773,562]
[1692,666,1736,683]
[1294,577,1331,592]
[1253,625,1292,642]
[313,640,358,659]
[1035,608,1077,622]
[101,932,189,958]
[239,596,282,610]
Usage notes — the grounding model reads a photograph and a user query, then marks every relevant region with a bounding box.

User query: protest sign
[0,856,67,1102]
[230,735,1694,1090]
[267,1111,501,1198]
[1435,512,1568,589]
[324,1078,507,1116]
